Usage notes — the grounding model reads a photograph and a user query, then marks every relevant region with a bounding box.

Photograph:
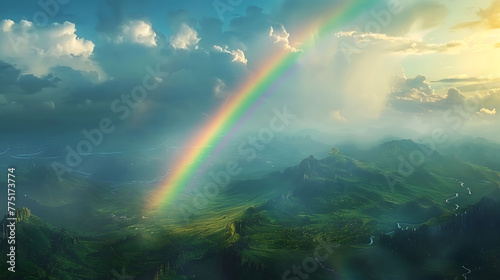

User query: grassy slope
[1,139,499,279]
[144,142,500,278]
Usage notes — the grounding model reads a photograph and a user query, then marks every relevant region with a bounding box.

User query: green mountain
[438,136,500,172]
[1,139,499,279]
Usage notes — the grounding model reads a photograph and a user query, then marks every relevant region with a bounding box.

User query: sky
[1,0,500,146]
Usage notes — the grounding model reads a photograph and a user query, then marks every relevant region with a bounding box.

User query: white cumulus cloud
[269,23,299,52]
[479,107,496,115]
[169,23,200,50]
[117,20,157,47]
[213,45,247,64]
[0,19,103,79]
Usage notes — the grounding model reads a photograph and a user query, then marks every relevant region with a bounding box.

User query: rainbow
[147,0,380,211]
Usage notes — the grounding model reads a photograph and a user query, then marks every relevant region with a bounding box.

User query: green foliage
[3,139,500,279]
[0,214,92,279]
[15,207,31,222]
[328,147,347,164]
[272,228,316,250]
[153,263,185,280]
[329,147,340,156]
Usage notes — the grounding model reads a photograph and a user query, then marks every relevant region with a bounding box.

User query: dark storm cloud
[95,0,126,35]
[197,17,224,48]
[17,74,60,93]
[229,6,271,39]
[0,61,59,94]
[0,61,19,85]
[6,0,457,137]
[0,1,259,136]
[1,0,396,132]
